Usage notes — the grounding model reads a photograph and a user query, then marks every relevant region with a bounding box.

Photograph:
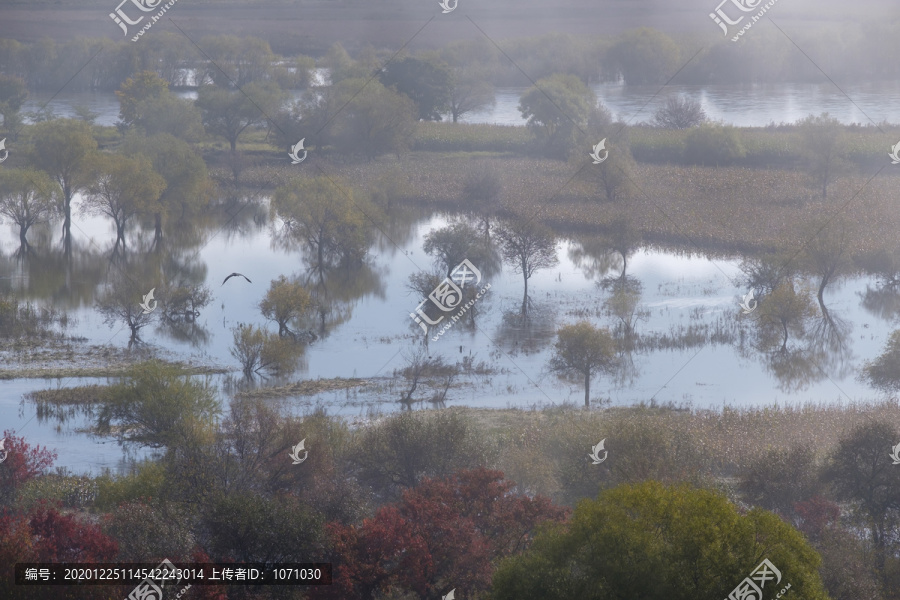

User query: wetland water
[7,77,900,473]
[21,80,900,128]
[0,202,894,473]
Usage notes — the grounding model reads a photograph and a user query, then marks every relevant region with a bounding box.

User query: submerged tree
[495,218,558,315]
[94,273,158,344]
[549,321,617,408]
[0,168,59,254]
[28,119,99,256]
[753,278,819,353]
[121,132,211,245]
[259,275,314,339]
[230,323,303,379]
[272,176,374,273]
[95,360,219,449]
[82,153,166,253]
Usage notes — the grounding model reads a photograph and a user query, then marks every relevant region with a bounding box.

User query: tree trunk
[781,321,789,352]
[62,188,72,258]
[522,274,529,315]
[584,369,591,408]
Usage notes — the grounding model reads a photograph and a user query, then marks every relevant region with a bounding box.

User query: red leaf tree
[316,468,568,600]
[0,503,119,599]
[0,431,57,506]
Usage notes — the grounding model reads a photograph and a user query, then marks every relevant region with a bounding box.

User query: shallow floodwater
[0,200,893,473]
[20,80,900,128]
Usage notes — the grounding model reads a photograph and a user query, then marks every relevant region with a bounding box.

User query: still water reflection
[0,193,895,473]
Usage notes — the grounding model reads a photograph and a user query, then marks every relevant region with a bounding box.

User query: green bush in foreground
[491,481,830,600]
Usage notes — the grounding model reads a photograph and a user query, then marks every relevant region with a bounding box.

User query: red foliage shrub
[0,502,118,599]
[0,431,57,505]
[315,468,568,600]
[794,495,841,538]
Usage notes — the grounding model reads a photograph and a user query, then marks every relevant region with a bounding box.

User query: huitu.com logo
[409,259,491,341]
[289,139,307,164]
[289,439,308,465]
[438,0,457,13]
[0,138,8,164]
[110,0,180,42]
[588,439,608,464]
[589,139,609,164]
[725,558,790,600]
[709,0,780,41]
[139,288,157,315]
[889,141,900,165]
[740,289,758,314]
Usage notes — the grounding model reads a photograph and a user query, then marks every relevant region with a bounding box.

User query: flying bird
[222,273,252,285]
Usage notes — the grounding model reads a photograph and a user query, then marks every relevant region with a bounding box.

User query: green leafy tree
[82,153,166,252]
[0,73,27,132]
[272,176,373,271]
[28,119,99,255]
[422,221,492,277]
[199,35,276,89]
[549,321,617,408]
[491,481,831,600]
[321,42,373,84]
[378,56,452,121]
[230,323,303,379]
[864,329,900,392]
[120,132,211,243]
[754,278,819,352]
[519,74,596,160]
[605,28,681,85]
[132,94,204,141]
[0,168,59,252]
[259,275,313,338]
[95,360,220,449]
[115,70,169,127]
[331,77,418,160]
[196,82,285,152]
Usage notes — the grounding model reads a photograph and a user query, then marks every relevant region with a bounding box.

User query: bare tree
[797,112,847,199]
[447,67,495,123]
[495,218,559,315]
[653,95,707,129]
[94,274,156,344]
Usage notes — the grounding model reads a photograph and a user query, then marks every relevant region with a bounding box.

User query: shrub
[352,410,496,501]
[737,445,822,518]
[491,481,830,600]
[683,123,746,166]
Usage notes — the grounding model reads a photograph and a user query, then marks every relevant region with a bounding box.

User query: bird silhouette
[222,272,252,285]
